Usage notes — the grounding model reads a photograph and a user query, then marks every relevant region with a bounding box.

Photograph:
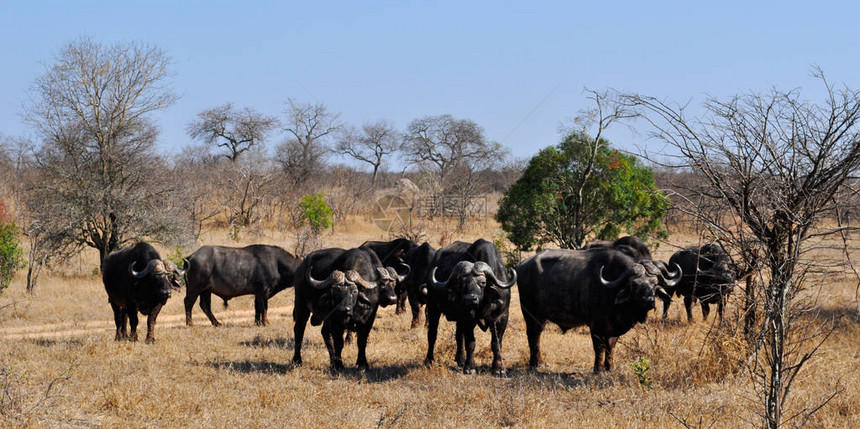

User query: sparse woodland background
[2,39,860,428]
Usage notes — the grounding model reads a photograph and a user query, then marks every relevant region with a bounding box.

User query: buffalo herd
[101,236,738,373]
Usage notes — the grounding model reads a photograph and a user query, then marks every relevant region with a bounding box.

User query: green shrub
[0,202,24,293]
[299,193,333,234]
[632,357,653,390]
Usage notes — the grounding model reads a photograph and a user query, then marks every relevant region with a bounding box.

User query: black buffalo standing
[102,242,184,343]
[517,247,680,372]
[292,246,405,369]
[183,244,301,327]
[585,235,653,261]
[666,244,735,322]
[402,242,437,328]
[424,239,516,375]
[360,238,418,310]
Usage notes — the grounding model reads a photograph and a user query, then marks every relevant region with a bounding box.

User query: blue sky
[1,1,857,162]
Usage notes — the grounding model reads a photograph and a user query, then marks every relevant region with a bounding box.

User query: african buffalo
[666,244,735,322]
[424,239,516,375]
[102,242,184,343]
[585,235,653,261]
[360,238,418,310]
[517,247,680,372]
[402,242,437,328]
[183,244,301,327]
[292,246,406,369]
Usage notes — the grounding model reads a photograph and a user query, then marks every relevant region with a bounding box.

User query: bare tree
[23,38,187,264]
[275,99,340,189]
[337,119,399,187]
[171,146,222,240]
[187,103,278,162]
[623,70,860,428]
[402,114,509,227]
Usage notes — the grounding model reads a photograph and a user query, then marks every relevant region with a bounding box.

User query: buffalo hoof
[129,333,139,342]
[423,358,434,367]
[292,358,303,367]
[145,337,155,344]
[463,368,477,375]
[493,368,507,377]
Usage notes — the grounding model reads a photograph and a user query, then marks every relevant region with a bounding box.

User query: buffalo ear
[614,289,632,305]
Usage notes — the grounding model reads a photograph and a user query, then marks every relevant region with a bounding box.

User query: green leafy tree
[299,193,334,233]
[293,193,333,258]
[496,131,669,250]
[0,201,25,293]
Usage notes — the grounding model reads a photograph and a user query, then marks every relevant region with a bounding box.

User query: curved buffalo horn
[163,259,187,276]
[428,267,447,291]
[654,285,671,302]
[129,259,161,279]
[377,267,393,281]
[477,263,517,289]
[428,266,452,291]
[350,270,378,290]
[660,262,683,288]
[307,266,343,289]
[599,265,631,289]
[396,263,411,283]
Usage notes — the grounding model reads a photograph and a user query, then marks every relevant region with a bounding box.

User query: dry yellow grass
[1,220,859,428]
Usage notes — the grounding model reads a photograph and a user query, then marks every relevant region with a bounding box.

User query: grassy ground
[1,219,858,428]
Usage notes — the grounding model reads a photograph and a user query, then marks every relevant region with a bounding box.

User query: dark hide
[424,239,516,375]
[517,247,680,372]
[102,242,182,343]
[666,244,735,322]
[184,244,300,327]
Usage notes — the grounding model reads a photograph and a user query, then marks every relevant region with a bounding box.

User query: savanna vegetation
[1,39,860,428]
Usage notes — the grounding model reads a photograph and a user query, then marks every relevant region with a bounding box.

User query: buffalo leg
[604,336,618,371]
[424,306,442,366]
[254,293,268,326]
[110,301,128,341]
[684,295,695,323]
[127,304,140,342]
[459,321,477,374]
[145,303,163,344]
[344,331,353,344]
[199,292,221,327]
[408,289,424,329]
[455,324,465,367]
[490,316,508,375]
[322,322,345,370]
[395,287,407,315]
[591,334,609,372]
[717,295,726,322]
[184,292,198,326]
[524,316,545,369]
[355,311,376,368]
[292,305,311,365]
[701,302,711,321]
[661,296,672,320]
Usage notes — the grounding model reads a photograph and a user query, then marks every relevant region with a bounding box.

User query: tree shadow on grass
[817,305,859,325]
[238,335,294,349]
[503,365,625,389]
[207,359,296,375]
[31,338,83,348]
[328,363,418,383]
